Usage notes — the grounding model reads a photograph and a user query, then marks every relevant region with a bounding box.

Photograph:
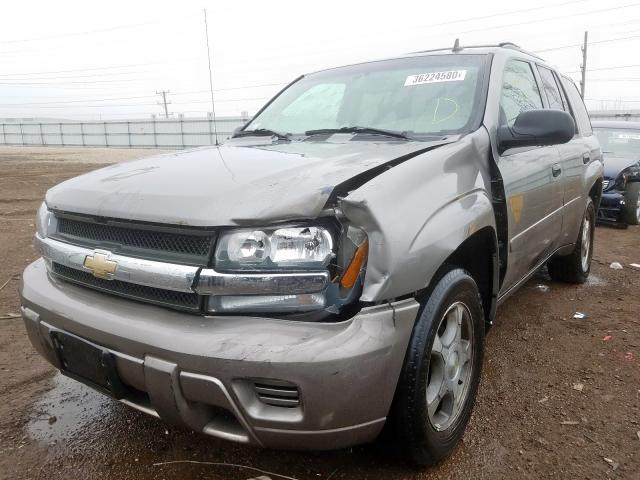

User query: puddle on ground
[27,372,114,445]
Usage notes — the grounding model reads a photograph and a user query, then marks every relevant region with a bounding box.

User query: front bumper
[597,190,625,223]
[20,259,419,450]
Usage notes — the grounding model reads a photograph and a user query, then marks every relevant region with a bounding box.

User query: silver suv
[21,42,602,465]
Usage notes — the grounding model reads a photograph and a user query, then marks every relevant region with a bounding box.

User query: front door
[497,59,565,292]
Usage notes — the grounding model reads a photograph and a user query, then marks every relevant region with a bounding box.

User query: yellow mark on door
[509,194,524,224]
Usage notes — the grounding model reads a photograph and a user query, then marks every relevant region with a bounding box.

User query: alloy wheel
[426,302,474,431]
[580,213,591,272]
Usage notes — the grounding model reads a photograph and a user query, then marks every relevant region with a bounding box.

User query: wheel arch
[589,177,603,213]
[417,226,499,329]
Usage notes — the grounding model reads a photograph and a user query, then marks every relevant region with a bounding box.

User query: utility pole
[204,8,219,145]
[580,31,588,99]
[156,90,171,119]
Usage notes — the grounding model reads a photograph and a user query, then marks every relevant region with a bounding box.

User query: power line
[0,83,277,93]
[0,59,198,78]
[534,32,640,53]
[1,102,159,109]
[0,83,287,106]
[0,57,197,80]
[590,63,640,71]
[566,63,640,74]
[456,2,640,36]
[0,70,173,82]
[588,77,640,81]
[0,97,269,108]
[583,15,640,31]
[0,15,196,46]
[586,98,640,102]
[0,94,158,106]
[416,0,591,29]
[0,77,165,86]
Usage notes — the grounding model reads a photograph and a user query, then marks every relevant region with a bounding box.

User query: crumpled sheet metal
[340,129,497,302]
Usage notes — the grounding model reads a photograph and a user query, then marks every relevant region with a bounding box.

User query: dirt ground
[0,146,638,480]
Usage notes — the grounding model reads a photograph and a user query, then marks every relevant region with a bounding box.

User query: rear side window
[537,66,565,111]
[500,60,543,127]
[560,78,592,136]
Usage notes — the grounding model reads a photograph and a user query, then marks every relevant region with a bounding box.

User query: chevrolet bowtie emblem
[83,250,117,279]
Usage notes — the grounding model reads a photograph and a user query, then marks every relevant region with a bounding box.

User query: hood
[46,137,453,226]
[603,154,640,179]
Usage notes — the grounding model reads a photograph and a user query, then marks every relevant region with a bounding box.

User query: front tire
[622,182,640,225]
[548,197,595,283]
[392,268,484,466]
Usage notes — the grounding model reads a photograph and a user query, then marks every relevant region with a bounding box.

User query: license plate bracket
[50,330,127,399]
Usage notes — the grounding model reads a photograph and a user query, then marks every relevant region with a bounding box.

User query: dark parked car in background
[593,121,640,225]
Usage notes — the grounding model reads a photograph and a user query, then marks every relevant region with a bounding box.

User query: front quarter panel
[340,129,496,302]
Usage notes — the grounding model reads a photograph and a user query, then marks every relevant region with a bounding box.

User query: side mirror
[498,109,575,154]
[232,125,244,137]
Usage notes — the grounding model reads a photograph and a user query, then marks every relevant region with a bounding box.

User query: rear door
[497,59,565,292]
[556,76,600,245]
[534,65,585,246]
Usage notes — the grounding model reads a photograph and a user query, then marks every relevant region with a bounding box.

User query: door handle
[552,164,562,177]
[583,153,591,164]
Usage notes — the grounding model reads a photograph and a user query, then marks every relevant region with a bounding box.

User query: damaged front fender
[338,128,497,302]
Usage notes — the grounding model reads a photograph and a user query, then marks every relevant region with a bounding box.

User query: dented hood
[46,138,452,226]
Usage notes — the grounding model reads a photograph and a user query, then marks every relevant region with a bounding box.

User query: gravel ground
[0,146,638,480]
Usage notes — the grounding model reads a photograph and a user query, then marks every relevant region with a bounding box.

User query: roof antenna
[452,38,462,53]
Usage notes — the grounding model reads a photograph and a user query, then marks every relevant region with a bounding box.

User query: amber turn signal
[340,239,369,289]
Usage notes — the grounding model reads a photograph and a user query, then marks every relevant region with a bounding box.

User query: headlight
[215,226,333,271]
[616,164,640,189]
[35,202,54,238]
[207,223,368,315]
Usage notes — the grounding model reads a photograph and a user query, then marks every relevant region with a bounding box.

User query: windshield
[594,127,640,157]
[243,54,488,138]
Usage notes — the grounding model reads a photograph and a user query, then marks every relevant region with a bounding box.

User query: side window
[560,77,593,136]
[500,60,543,127]
[537,66,565,111]
[552,71,570,113]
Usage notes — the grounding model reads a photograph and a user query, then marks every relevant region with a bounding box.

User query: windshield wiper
[233,128,291,142]
[305,126,412,140]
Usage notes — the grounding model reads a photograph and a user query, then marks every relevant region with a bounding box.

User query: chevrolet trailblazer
[21,42,602,465]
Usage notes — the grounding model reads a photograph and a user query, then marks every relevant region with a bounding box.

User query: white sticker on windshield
[404,70,467,86]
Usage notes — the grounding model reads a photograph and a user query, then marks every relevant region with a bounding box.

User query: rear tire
[548,197,595,283]
[622,182,640,225]
[391,268,484,466]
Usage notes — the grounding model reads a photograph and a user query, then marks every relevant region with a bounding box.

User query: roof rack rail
[498,42,520,49]
[497,42,544,60]
[408,41,544,60]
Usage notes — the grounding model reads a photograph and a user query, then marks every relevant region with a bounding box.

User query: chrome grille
[52,262,201,312]
[602,179,611,190]
[54,216,215,266]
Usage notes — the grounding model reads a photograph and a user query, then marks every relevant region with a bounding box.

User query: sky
[1,0,640,120]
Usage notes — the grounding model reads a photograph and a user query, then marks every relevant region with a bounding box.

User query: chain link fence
[0,116,248,149]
